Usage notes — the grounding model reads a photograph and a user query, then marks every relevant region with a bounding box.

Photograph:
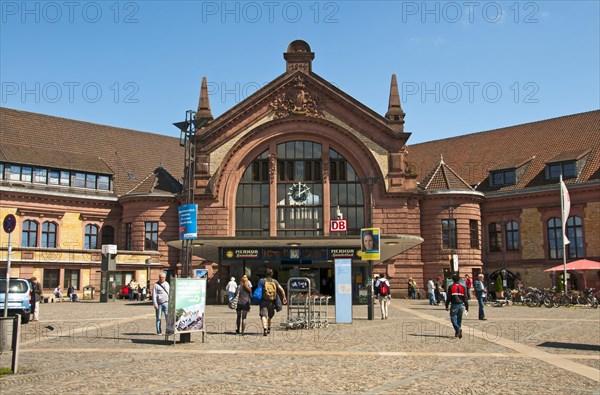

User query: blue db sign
[330,219,347,232]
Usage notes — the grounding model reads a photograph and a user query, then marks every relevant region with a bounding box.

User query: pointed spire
[196,76,213,121]
[385,74,405,124]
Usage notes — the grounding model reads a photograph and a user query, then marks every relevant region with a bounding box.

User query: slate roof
[409,110,600,193]
[0,107,184,196]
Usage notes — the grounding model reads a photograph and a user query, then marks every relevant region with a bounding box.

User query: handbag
[251,280,264,305]
[275,293,283,312]
[228,286,240,310]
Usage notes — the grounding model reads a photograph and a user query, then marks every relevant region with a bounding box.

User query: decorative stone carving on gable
[270,76,323,119]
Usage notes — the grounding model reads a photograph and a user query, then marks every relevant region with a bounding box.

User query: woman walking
[236,275,252,335]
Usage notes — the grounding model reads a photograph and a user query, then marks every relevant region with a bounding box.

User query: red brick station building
[1,41,599,300]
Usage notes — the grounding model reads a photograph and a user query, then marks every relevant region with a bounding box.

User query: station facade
[1,41,599,298]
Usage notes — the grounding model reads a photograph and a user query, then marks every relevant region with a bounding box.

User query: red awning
[544,259,600,272]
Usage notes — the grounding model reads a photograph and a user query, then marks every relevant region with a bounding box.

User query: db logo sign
[330,219,347,232]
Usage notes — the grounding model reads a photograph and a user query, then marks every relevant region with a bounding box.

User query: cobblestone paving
[1,299,598,394]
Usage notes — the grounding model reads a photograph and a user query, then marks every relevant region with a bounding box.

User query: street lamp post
[173,111,209,279]
[358,174,383,321]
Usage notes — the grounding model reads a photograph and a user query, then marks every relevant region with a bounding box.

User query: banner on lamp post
[178,204,198,240]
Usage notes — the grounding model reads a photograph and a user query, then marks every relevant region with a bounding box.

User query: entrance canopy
[167,235,424,263]
[544,259,600,272]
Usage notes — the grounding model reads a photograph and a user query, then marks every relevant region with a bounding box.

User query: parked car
[0,278,32,324]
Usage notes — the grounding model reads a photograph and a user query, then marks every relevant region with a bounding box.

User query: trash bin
[83,286,94,300]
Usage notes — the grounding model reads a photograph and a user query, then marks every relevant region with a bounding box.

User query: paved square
[1,299,599,394]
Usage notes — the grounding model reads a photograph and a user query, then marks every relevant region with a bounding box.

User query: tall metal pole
[3,232,12,318]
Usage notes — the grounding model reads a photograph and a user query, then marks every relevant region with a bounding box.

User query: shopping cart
[281,277,331,330]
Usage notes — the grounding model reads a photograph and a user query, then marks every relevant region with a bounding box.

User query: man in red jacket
[445,274,469,339]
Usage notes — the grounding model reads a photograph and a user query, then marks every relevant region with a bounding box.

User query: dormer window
[546,161,576,180]
[491,169,516,186]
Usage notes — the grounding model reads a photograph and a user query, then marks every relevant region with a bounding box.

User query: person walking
[235,275,252,335]
[427,278,435,305]
[465,274,473,300]
[445,274,469,339]
[152,273,170,335]
[376,273,391,319]
[408,277,417,299]
[474,273,487,320]
[258,268,287,336]
[30,277,43,321]
[226,277,238,303]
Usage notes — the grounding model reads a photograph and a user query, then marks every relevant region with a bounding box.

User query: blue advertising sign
[178,204,198,240]
[335,259,352,323]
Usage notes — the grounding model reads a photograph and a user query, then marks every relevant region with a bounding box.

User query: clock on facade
[288,182,311,204]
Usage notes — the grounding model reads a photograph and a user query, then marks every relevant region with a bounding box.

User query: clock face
[288,182,310,204]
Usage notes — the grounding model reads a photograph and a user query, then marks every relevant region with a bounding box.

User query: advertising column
[167,278,207,343]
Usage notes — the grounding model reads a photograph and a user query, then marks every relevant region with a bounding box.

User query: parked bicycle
[577,288,599,308]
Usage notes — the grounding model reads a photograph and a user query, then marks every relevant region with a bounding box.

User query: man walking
[259,268,287,336]
[445,274,469,339]
[375,273,391,319]
[474,273,487,320]
[152,273,170,335]
[30,277,43,321]
[427,278,435,305]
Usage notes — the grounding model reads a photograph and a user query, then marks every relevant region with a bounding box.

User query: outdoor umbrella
[544,259,600,289]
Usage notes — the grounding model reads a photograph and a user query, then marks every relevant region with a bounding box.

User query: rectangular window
[60,170,70,186]
[144,221,159,251]
[74,172,86,188]
[442,219,457,249]
[43,269,60,289]
[49,170,60,185]
[34,168,47,184]
[98,175,110,190]
[469,219,479,249]
[64,269,80,289]
[547,162,577,180]
[125,223,132,250]
[85,174,97,188]
[9,165,21,181]
[491,169,516,186]
[21,166,32,182]
[0,163,5,179]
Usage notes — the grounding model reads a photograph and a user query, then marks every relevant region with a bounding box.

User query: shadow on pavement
[538,342,600,352]
[408,333,450,339]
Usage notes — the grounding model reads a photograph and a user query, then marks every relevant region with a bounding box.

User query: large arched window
[84,224,99,250]
[547,217,563,260]
[22,220,38,247]
[234,141,365,237]
[566,216,584,259]
[236,150,270,236]
[505,221,520,251]
[41,221,57,248]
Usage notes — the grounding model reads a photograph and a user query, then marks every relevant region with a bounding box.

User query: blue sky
[1,1,599,144]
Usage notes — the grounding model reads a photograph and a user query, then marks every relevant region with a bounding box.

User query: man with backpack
[445,273,469,339]
[375,273,391,319]
[258,269,287,336]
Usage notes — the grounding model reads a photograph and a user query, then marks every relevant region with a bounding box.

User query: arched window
[566,216,584,258]
[22,220,38,247]
[488,222,502,252]
[505,221,520,251]
[41,221,57,248]
[101,225,115,246]
[84,224,99,250]
[547,217,563,260]
[234,141,365,237]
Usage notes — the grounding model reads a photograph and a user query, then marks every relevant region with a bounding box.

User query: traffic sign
[330,219,348,232]
[3,214,16,233]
